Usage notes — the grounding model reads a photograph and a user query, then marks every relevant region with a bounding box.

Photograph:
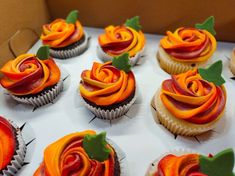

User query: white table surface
[1,27,235,175]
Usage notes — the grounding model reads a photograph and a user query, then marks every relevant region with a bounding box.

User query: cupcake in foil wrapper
[0,117,26,176]
[10,80,63,108]
[97,45,145,66]
[50,32,90,59]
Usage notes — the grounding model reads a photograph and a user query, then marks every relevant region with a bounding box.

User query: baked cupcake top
[0,46,60,95]
[160,60,226,124]
[0,116,16,171]
[41,10,84,48]
[34,130,119,176]
[98,16,145,57]
[160,16,216,62]
[79,53,136,106]
[230,48,235,75]
[148,148,235,176]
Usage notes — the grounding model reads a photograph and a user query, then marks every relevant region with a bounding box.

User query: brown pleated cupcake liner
[230,48,235,75]
[157,47,208,75]
[81,91,137,120]
[152,89,224,136]
[97,45,145,66]
[50,33,89,59]
[11,80,63,107]
[145,149,196,176]
[1,120,26,176]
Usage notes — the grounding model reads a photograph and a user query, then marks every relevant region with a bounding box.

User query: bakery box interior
[0,0,235,175]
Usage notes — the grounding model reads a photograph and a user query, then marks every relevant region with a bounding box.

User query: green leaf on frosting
[195,16,216,35]
[125,16,142,31]
[199,148,235,176]
[112,53,131,73]
[83,132,111,162]
[36,45,50,60]
[198,60,225,86]
[66,10,78,24]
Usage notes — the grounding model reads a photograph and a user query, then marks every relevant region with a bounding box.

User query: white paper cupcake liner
[230,49,235,75]
[1,120,26,176]
[145,148,197,176]
[152,89,224,136]
[157,47,208,74]
[10,80,63,107]
[107,139,127,176]
[50,32,89,59]
[97,45,145,66]
[81,90,137,120]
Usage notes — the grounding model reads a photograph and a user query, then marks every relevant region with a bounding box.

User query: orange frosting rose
[155,154,206,176]
[79,61,135,106]
[0,116,15,170]
[41,19,84,48]
[0,54,61,95]
[33,130,116,176]
[98,25,145,57]
[160,69,226,124]
[160,27,216,62]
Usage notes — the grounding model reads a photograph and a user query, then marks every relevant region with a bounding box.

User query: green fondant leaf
[125,16,142,31]
[199,148,235,176]
[83,132,111,162]
[195,16,216,35]
[198,60,225,86]
[36,45,50,60]
[112,53,131,73]
[66,10,78,24]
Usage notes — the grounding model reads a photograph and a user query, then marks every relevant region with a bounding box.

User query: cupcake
[34,130,121,176]
[146,148,235,176]
[97,16,145,66]
[0,116,26,175]
[152,60,226,136]
[230,48,235,75]
[41,10,89,59]
[79,53,136,120]
[0,45,63,107]
[158,16,217,74]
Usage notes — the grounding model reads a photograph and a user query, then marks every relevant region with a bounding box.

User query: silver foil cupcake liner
[97,45,145,66]
[81,91,137,120]
[1,120,26,176]
[10,80,63,107]
[50,32,89,59]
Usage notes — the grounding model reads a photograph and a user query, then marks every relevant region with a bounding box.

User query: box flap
[46,0,235,42]
[0,28,39,77]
